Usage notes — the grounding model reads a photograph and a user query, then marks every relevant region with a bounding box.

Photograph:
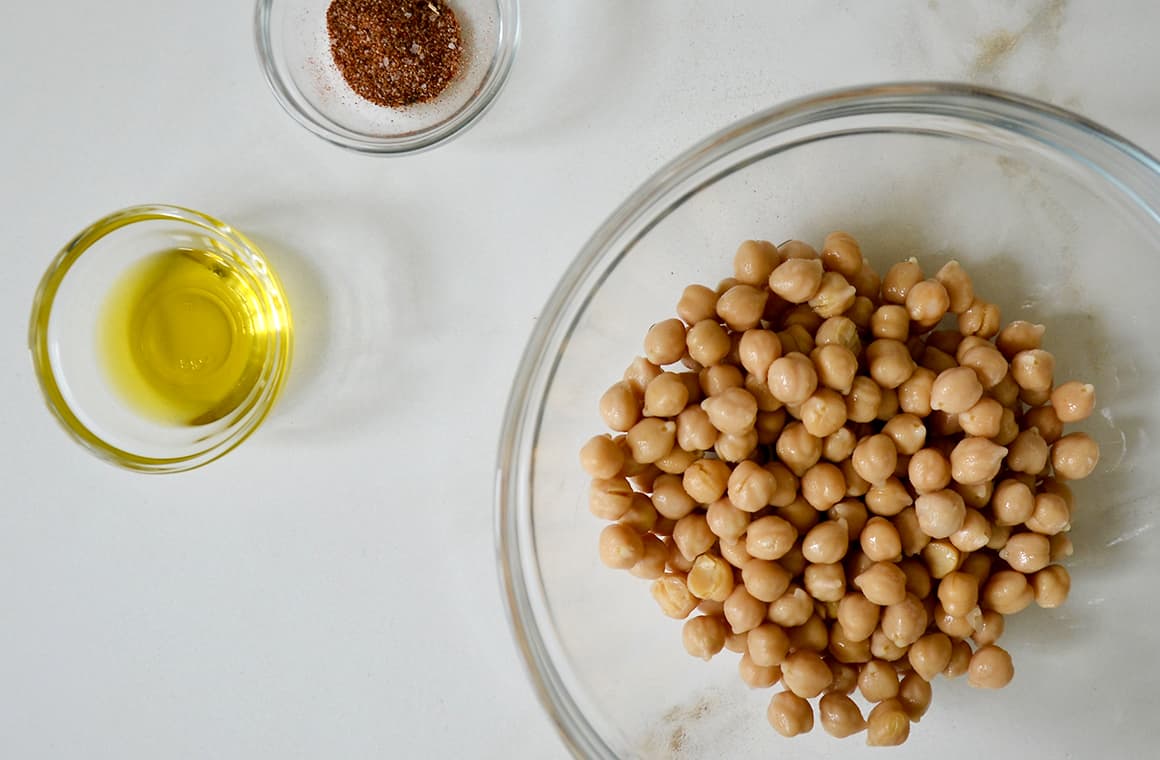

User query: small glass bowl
[255,0,520,155]
[30,205,293,473]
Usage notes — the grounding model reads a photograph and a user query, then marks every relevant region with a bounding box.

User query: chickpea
[933,603,974,638]
[651,573,699,619]
[588,477,635,520]
[845,376,883,424]
[768,257,824,304]
[950,508,991,552]
[682,458,731,504]
[936,570,978,617]
[597,522,645,569]
[852,434,899,487]
[906,279,950,328]
[968,644,1014,689]
[735,329,780,379]
[652,446,696,475]
[864,477,913,517]
[697,598,725,617]
[599,382,640,432]
[675,406,717,453]
[1050,532,1074,563]
[682,614,727,660]
[987,522,1012,551]
[840,459,871,499]
[957,396,1002,439]
[722,584,767,634]
[871,304,909,342]
[869,627,908,662]
[748,623,791,668]
[626,418,677,464]
[1021,406,1062,446]
[931,259,974,314]
[665,536,694,573]
[920,346,958,374]
[701,500,745,545]
[822,426,857,463]
[778,497,821,535]
[815,315,861,355]
[675,283,717,324]
[1003,429,1047,477]
[799,388,848,438]
[861,517,903,563]
[1045,382,1095,427]
[639,372,687,418]
[673,513,715,562]
[866,699,910,747]
[767,690,814,738]
[930,366,984,416]
[922,538,963,579]
[942,639,972,679]
[852,259,882,297]
[699,386,757,435]
[804,562,847,602]
[876,386,901,423]
[907,632,952,681]
[1051,432,1100,480]
[882,259,924,304]
[811,344,858,396]
[715,284,768,332]
[697,365,742,399]
[755,408,788,446]
[780,649,833,698]
[767,352,819,406]
[787,613,830,653]
[995,319,1045,357]
[881,593,928,648]
[1026,492,1071,535]
[640,319,684,366]
[733,239,781,285]
[800,463,846,511]
[958,299,1001,337]
[715,429,758,462]
[955,335,990,363]
[908,448,951,494]
[684,319,729,367]
[858,659,901,702]
[579,435,624,480]
[746,516,798,561]
[846,547,876,581]
[796,520,847,566]
[777,324,814,356]
[1020,385,1051,407]
[950,437,1008,485]
[1041,476,1076,511]
[819,692,865,738]
[867,339,917,389]
[618,492,658,534]
[738,652,782,689]
[996,532,1050,575]
[816,231,862,276]
[1011,349,1055,393]
[836,592,881,641]
[898,558,933,598]
[898,672,933,722]
[742,560,792,604]
[646,476,691,522]
[807,271,856,319]
[829,621,873,664]
[983,570,1034,615]
[959,345,1008,390]
[1033,564,1071,608]
[898,367,936,417]
[971,609,1005,647]
[893,508,930,556]
[854,562,908,607]
[776,422,823,477]
[876,416,923,459]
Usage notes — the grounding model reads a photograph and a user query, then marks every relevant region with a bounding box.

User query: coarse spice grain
[326,0,462,108]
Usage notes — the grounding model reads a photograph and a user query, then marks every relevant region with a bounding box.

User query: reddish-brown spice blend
[326,0,462,108]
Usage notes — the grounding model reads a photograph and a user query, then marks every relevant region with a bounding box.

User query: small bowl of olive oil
[30,205,292,472]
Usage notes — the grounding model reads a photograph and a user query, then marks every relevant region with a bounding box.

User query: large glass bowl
[496,83,1160,758]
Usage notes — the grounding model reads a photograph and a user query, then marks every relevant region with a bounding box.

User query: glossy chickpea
[739,653,782,688]
[628,534,668,580]
[685,319,730,367]
[876,386,901,422]
[1026,492,1071,535]
[860,517,903,563]
[950,437,1008,485]
[987,522,1012,551]
[953,478,994,508]
[800,389,848,438]
[717,284,768,332]
[859,659,900,702]
[866,699,911,747]
[882,259,923,304]
[742,560,792,603]
[837,592,881,642]
[767,352,819,406]
[958,299,1001,337]
[982,570,1034,615]
[807,271,856,318]
[746,516,798,561]
[822,426,857,462]
[703,499,748,543]
[937,570,978,617]
[804,562,847,602]
[580,435,624,479]
[1023,405,1063,445]
[930,366,984,415]
[698,365,742,399]
[781,649,833,699]
[787,614,830,653]
[682,458,731,504]
[724,585,768,634]
[1011,349,1055,393]
[599,382,640,432]
[647,475,693,521]
[755,408,788,445]
[801,463,847,511]
[683,614,727,660]
[840,459,871,499]
[767,690,814,738]
[1033,564,1071,608]
[673,514,715,562]
[651,573,699,619]
[939,639,971,679]
[908,448,951,494]
[748,622,791,667]
[881,593,927,648]
[933,603,973,638]
[700,386,757,435]
[626,418,676,464]
[971,609,1005,647]
[898,367,936,416]
[908,632,952,681]
[865,477,913,517]
[996,320,1045,357]
[1007,427,1049,474]
[1051,432,1100,480]
[1049,380,1095,423]
[737,328,781,378]
[845,376,883,424]
[867,339,917,389]
[920,346,958,373]
[933,260,975,314]
[800,519,849,565]
[853,562,908,607]
[950,508,991,552]
[880,414,925,457]
[829,621,874,665]
[993,407,1020,446]
[819,693,865,738]
[768,585,815,628]
[665,536,694,573]
[922,539,962,579]
[811,344,858,395]
[733,239,781,285]
[641,372,688,418]
[819,231,863,276]
[768,257,824,304]
[871,304,910,342]
[777,324,815,356]
[597,523,645,569]
[899,558,933,599]
[676,284,718,325]
[906,279,950,329]
[776,422,823,477]
[687,552,736,603]
[778,497,821,534]
[588,476,635,520]
[642,319,687,366]
[852,434,899,487]
[893,508,930,556]
[958,396,1002,438]
[968,644,1014,689]
[899,673,932,722]
[815,315,861,354]
[619,492,658,533]
[715,429,758,462]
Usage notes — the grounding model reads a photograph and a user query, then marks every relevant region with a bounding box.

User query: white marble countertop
[2,1,1158,758]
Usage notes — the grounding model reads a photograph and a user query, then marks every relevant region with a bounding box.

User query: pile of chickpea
[580,233,1100,746]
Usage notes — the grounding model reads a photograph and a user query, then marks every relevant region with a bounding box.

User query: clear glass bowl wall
[498,84,1160,759]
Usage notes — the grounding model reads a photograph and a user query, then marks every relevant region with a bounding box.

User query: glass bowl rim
[493,81,1160,758]
[253,0,521,156]
[29,203,293,474]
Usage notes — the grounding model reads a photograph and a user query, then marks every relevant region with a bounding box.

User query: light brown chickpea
[716,536,748,570]
[853,260,882,298]
[781,649,834,698]
[893,508,931,556]
[725,627,749,654]
[589,477,635,520]
[968,644,1014,689]
[960,551,993,585]
[950,508,992,552]
[869,627,909,662]
[959,345,1008,390]
[778,497,822,534]
[733,239,782,286]
[815,315,862,355]
[998,532,1051,574]
[859,659,901,702]
[871,304,910,342]
[675,406,717,453]
[748,622,791,667]
[738,328,783,379]
[837,592,881,642]
[906,279,950,329]
[922,539,962,579]
[846,547,876,580]
[767,352,819,406]
[801,519,850,565]
[716,277,740,296]
[971,609,1005,647]
[982,570,1035,615]
[743,560,793,603]
[865,477,914,517]
[933,603,974,638]
[841,458,871,499]
[993,407,1020,446]
[677,284,719,325]
[898,367,936,416]
[1026,492,1071,535]
[682,458,731,504]
[768,585,815,628]
[801,463,848,511]
[996,320,1046,358]
[1033,564,1071,608]
[866,699,911,747]
[1051,432,1100,480]
[958,299,1001,338]
[809,272,858,318]
[1050,532,1074,563]
[819,231,863,276]
[768,257,825,304]
[641,372,688,418]
[767,690,814,738]
[822,426,857,463]
[739,653,782,688]
[755,408,788,445]
[787,613,830,653]
[665,536,695,573]
[852,434,899,487]
[626,418,677,464]
[984,372,1017,412]
[830,659,863,692]
[898,558,933,599]
[715,429,758,462]
[777,324,816,356]
[1011,348,1055,393]
[846,296,876,332]
[811,344,859,395]
[861,517,903,563]
[598,523,645,569]
[673,514,716,562]
[829,621,874,664]
[941,639,972,679]
[1041,477,1076,511]
[580,434,625,479]
[599,381,640,432]
[819,692,865,738]
[1020,385,1051,407]
[881,593,928,648]
[619,492,659,533]
[867,339,917,389]
[908,632,952,681]
[648,474,694,520]
[853,562,908,606]
[643,319,687,366]
[987,522,1012,551]
[800,389,848,438]
[959,396,1003,438]
[623,357,665,401]
[882,259,924,304]
[704,498,749,542]
[876,386,901,422]
[651,573,699,618]
[929,410,963,438]
[954,335,990,363]
[686,553,735,604]
[879,414,925,457]
[931,366,984,415]
[908,448,951,494]
[1006,427,1048,475]
[1023,404,1063,445]
[937,569,978,615]
[746,516,798,561]
[746,376,782,416]
[700,386,758,435]
[717,284,769,332]
[721,462,770,514]
[683,614,727,660]
[628,533,668,579]
[933,260,975,314]
[698,364,743,399]
[685,319,731,367]
[724,585,768,634]
[776,422,823,477]
[804,562,847,602]
[950,436,1008,485]
[898,672,932,722]
[845,376,883,424]
[920,346,958,374]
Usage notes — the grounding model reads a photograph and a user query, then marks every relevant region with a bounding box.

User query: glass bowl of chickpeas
[497,82,1160,758]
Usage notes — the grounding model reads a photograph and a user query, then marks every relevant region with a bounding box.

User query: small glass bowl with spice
[30,205,293,473]
[256,0,519,154]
